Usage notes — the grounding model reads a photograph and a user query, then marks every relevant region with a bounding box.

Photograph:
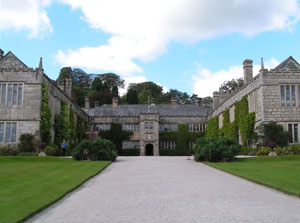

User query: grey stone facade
[0,50,89,146]
[209,57,300,144]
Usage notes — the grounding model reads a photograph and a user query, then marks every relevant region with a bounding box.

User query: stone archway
[145,144,154,156]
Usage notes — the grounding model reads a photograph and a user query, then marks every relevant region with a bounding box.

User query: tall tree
[219,78,244,93]
[126,89,139,104]
[57,67,72,81]
[98,73,125,89]
[128,82,163,104]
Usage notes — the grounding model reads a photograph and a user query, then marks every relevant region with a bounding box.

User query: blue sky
[1,0,300,96]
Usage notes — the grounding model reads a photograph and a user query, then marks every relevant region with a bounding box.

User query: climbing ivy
[54,100,70,146]
[40,83,51,144]
[206,95,255,145]
[205,116,219,138]
[77,116,88,142]
[159,124,204,155]
[69,108,76,144]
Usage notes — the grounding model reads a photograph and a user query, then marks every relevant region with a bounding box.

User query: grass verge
[0,156,111,223]
[205,155,300,197]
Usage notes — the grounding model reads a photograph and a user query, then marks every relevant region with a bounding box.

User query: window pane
[294,124,298,143]
[288,124,293,143]
[280,86,285,107]
[291,85,296,106]
[5,123,11,142]
[11,123,17,142]
[13,84,18,105]
[18,84,23,105]
[150,122,154,129]
[1,84,6,105]
[7,84,13,105]
[286,85,290,106]
[0,123,4,142]
[145,122,149,129]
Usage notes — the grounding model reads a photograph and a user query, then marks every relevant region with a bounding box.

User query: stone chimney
[197,98,203,108]
[85,96,90,109]
[243,59,253,85]
[65,78,72,99]
[95,101,99,108]
[171,99,177,108]
[213,91,220,109]
[112,97,119,108]
[0,49,4,60]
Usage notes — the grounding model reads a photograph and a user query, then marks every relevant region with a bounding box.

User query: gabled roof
[274,56,300,71]
[0,51,28,69]
[87,104,212,117]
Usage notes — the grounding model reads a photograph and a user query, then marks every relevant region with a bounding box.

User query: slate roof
[274,56,300,71]
[86,104,212,117]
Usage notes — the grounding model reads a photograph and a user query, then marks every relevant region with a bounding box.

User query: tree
[219,78,244,93]
[91,77,103,91]
[126,89,139,104]
[98,73,125,89]
[128,82,163,104]
[256,122,290,147]
[57,67,72,82]
[203,96,213,108]
[72,68,91,88]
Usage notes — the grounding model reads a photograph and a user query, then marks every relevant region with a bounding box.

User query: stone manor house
[1,49,300,155]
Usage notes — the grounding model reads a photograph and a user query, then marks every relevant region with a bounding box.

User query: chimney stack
[85,96,90,109]
[197,98,203,108]
[112,97,119,108]
[0,49,4,60]
[171,99,177,108]
[213,91,220,109]
[243,59,253,85]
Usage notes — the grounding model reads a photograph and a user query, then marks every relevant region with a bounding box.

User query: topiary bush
[72,139,117,161]
[18,134,35,152]
[194,137,241,162]
[256,147,271,156]
[0,146,19,156]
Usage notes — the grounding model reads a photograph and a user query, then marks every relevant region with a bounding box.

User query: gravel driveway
[27,156,300,223]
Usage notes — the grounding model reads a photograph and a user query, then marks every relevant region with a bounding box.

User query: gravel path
[27,157,300,223]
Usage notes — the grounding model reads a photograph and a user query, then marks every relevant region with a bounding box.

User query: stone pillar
[243,59,253,85]
[112,97,119,108]
[171,99,177,108]
[197,98,203,108]
[85,97,90,109]
[213,91,220,109]
[95,101,99,108]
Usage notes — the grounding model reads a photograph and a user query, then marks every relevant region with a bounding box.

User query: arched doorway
[145,144,154,156]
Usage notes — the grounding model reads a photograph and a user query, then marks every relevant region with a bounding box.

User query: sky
[1,0,300,97]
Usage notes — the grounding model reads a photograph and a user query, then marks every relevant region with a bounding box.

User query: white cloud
[0,0,52,38]
[120,75,148,96]
[55,0,299,74]
[191,58,280,97]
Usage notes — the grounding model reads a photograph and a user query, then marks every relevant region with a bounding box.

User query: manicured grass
[0,156,111,223]
[205,155,300,197]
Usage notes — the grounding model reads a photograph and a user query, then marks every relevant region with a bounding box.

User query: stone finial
[260,57,264,71]
[39,57,43,70]
[85,96,90,109]
[197,98,203,108]
[243,59,253,85]
[171,98,178,108]
[112,97,119,108]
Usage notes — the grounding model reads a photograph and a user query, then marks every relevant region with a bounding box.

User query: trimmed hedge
[121,149,140,156]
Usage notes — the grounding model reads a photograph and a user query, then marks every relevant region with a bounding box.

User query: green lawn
[206,155,300,197]
[0,156,110,223]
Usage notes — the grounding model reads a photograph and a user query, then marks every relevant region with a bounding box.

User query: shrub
[0,146,19,156]
[18,134,35,152]
[159,149,187,156]
[17,152,38,156]
[274,145,300,155]
[247,149,257,156]
[239,145,252,155]
[73,139,117,161]
[194,137,241,162]
[256,147,271,156]
[44,145,58,156]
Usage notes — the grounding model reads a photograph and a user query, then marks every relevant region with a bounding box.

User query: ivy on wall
[206,95,255,146]
[205,116,219,138]
[54,100,70,146]
[69,108,76,144]
[99,123,133,155]
[40,83,52,144]
[77,116,88,142]
[159,124,205,155]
